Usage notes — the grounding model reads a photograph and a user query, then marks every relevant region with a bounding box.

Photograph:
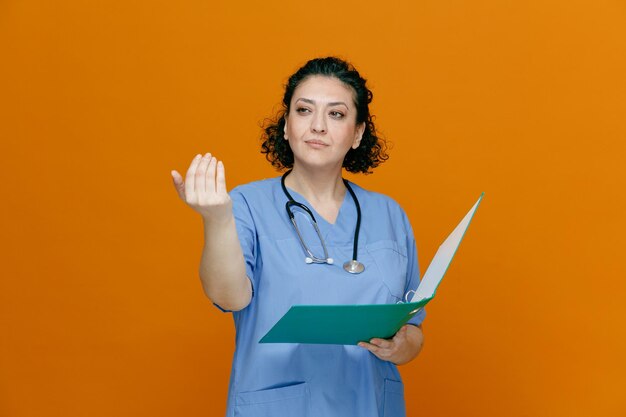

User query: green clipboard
[260,193,484,345]
[259,299,430,345]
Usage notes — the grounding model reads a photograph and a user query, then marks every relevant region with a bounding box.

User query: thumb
[171,170,186,201]
[395,325,408,340]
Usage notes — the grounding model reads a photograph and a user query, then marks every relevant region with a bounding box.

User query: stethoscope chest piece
[343,259,365,274]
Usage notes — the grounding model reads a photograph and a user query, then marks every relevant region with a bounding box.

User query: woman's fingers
[370,338,393,349]
[174,153,231,221]
[171,170,186,201]
[216,160,227,195]
[185,154,203,198]
[180,153,227,198]
[206,156,217,194]
[195,153,211,194]
[358,327,411,363]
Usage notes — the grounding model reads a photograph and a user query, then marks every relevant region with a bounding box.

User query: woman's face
[284,75,365,172]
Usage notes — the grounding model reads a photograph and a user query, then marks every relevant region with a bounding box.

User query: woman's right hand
[171,153,232,223]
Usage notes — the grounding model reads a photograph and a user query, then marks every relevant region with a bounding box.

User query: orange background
[1,1,625,416]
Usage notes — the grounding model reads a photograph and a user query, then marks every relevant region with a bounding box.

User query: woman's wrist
[201,208,235,228]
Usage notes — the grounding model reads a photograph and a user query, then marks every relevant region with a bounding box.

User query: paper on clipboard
[411,193,484,302]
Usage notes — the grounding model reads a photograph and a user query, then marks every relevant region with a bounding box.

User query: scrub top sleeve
[404,218,427,326]
[213,188,258,313]
[230,189,257,288]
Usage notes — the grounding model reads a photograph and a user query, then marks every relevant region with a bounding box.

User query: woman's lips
[305,140,328,148]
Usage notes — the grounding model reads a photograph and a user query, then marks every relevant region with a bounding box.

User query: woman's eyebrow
[296,98,348,108]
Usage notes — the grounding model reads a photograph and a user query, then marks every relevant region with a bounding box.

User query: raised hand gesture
[171,153,232,223]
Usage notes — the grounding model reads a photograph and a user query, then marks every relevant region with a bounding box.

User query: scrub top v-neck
[219,176,425,417]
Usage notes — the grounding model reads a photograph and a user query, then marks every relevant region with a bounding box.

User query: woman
[171,57,425,417]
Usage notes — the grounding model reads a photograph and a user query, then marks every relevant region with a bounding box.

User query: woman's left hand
[358,325,424,365]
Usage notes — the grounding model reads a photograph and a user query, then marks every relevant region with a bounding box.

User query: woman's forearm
[199,215,251,311]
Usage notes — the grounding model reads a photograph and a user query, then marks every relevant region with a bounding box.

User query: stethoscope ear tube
[288,213,332,264]
[286,200,316,221]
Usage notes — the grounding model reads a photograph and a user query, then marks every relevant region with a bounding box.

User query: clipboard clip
[396,289,416,305]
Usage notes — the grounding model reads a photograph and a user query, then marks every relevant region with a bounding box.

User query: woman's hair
[260,57,388,174]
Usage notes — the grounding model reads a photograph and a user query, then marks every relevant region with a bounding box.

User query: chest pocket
[366,240,408,301]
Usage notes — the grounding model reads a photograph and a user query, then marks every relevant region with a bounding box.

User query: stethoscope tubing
[344,179,361,263]
[286,200,333,264]
[281,170,363,272]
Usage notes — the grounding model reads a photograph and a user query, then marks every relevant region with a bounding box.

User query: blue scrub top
[221,177,425,417]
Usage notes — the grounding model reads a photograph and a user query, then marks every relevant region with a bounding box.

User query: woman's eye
[296,107,311,114]
[330,111,344,119]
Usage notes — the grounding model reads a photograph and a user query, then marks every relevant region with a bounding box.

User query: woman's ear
[283,115,289,140]
[352,122,366,149]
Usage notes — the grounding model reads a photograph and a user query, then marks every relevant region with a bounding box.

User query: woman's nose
[311,113,327,133]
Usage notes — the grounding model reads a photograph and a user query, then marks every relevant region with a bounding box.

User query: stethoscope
[281,171,365,274]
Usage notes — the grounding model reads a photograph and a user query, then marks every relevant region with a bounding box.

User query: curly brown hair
[261,57,388,174]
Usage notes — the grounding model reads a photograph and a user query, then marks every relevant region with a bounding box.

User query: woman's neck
[285,165,346,207]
